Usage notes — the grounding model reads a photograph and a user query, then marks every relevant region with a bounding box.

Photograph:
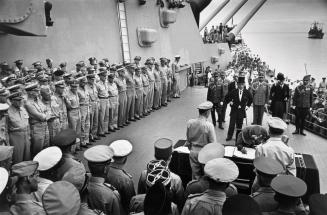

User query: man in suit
[225,76,253,141]
[224,73,239,122]
[270,73,290,119]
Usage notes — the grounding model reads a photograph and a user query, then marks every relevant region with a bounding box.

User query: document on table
[224,146,256,160]
[174,146,190,154]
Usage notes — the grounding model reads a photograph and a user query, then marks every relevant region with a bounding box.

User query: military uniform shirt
[7,106,29,132]
[134,75,143,90]
[96,80,109,98]
[25,98,47,124]
[293,84,313,108]
[78,86,90,106]
[115,77,127,93]
[141,74,149,87]
[125,73,135,89]
[108,82,119,97]
[146,68,155,83]
[65,90,80,110]
[252,81,270,106]
[159,65,168,83]
[85,84,98,102]
[10,194,46,215]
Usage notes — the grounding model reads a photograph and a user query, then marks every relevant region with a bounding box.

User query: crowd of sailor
[202,23,232,43]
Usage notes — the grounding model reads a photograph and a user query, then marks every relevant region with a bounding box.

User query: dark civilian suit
[225,88,253,139]
[270,83,289,119]
[224,81,238,122]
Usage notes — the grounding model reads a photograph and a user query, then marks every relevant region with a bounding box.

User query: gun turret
[199,0,230,31]
[221,0,248,26]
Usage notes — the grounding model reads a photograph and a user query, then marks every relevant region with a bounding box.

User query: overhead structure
[221,0,248,26]
[189,0,212,26]
[199,0,230,31]
[227,0,267,41]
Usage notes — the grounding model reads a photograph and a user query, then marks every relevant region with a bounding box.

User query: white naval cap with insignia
[267,117,287,130]
[0,167,9,194]
[110,140,133,157]
[198,143,225,164]
[197,101,213,110]
[204,158,239,183]
[84,145,114,163]
[33,146,62,171]
[0,103,9,112]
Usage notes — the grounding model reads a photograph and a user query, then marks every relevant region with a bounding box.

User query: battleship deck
[77,86,327,193]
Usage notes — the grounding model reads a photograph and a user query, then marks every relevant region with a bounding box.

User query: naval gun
[221,0,248,26]
[227,0,267,42]
[199,0,230,31]
[0,0,53,36]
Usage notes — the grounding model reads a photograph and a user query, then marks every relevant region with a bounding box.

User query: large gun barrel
[227,0,267,41]
[221,0,248,26]
[199,0,230,31]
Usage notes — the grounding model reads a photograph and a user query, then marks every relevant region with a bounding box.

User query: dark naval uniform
[292,76,313,135]
[251,187,278,212]
[207,74,224,127]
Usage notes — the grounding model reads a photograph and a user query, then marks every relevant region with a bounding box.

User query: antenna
[304,63,308,75]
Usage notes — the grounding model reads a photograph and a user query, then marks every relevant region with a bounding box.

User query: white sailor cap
[204,158,239,183]
[198,143,225,164]
[197,101,213,110]
[84,145,114,163]
[174,55,181,58]
[33,146,62,171]
[0,167,9,194]
[110,140,133,157]
[0,103,9,112]
[267,117,287,130]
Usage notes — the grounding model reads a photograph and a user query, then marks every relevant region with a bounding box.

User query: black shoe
[226,137,232,141]
[167,100,171,102]
[105,132,110,135]
[81,144,88,148]
[99,134,106,137]
[135,116,140,120]
[94,136,101,140]
[300,131,306,136]
[222,120,226,123]
[108,128,115,132]
[126,121,130,124]
[90,138,96,143]
[87,142,93,145]
[130,118,136,122]
[119,125,124,128]
[292,130,299,135]
[162,103,167,106]
[219,125,224,130]
[115,127,120,130]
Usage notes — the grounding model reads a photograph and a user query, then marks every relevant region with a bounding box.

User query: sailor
[108,71,119,131]
[52,129,86,188]
[42,181,81,215]
[106,140,135,213]
[270,73,290,119]
[84,145,123,214]
[115,65,128,128]
[24,83,50,156]
[292,74,313,135]
[134,67,144,119]
[137,138,185,212]
[85,68,99,141]
[153,62,162,109]
[220,70,230,124]
[125,64,136,122]
[53,80,69,130]
[45,58,53,70]
[32,61,43,72]
[130,169,179,215]
[145,59,155,112]
[0,103,9,146]
[141,66,150,115]
[222,194,262,215]
[66,79,81,151]
[40,87,61,143]
[269,175,307,215]
[159,57,168,106]
[181,158,239,215]
[255,117,296,176]
[185,143,238,199]
[251,71,270,125]
[185,101,216,179]
[32,146,62,202]
[207,72,224,128]
[172,55,181,98]
[235,125,269,154]
[134,56,142,68]
[14,60,23,77]
[10,161,46,215]
[225,75,253,141]
[77,76,91,147]
[250,156,284,212]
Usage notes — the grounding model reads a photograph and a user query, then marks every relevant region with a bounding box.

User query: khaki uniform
[159,65,168,105]
[10,194,46,215]
[134,75,144,118]
[65,90,81,149]
[86,83,99,139]
[96,80,110,135]
[126,72,136,121]
[141,73,149,114]
[0,114,9,146]
[53,93,69,130]
[167,65,173,101]
[43,97,61,143]
[8,105,31,164]
[78,86,90,145]
[172,62,181,97]
[153,69,162,108]
[25,98,50,156]
[146,68,155,110]
[115,77,127,127]
[251,81,270,125]
[108,81,119,130]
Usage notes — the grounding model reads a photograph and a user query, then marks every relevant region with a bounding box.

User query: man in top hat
[182,158,239,215]
[10,161,46,215]
[77,76,91,148]
[125,64,137,122]
[115,65,128,128]
[159,58,168,106]
[270,72,290,119]
[106,140,135,213]
[222,194,262,215]
[292,74,313,136]
[7,92,30,164]
[134,67,144,120]
[251,71,270,125]
[137,138,185,212]
[255,117,296,176]
[0,103,9,146]
[185,101,216,180]
[134,56,142,68]
[236,125,269,154]
[88,57,97,66]
[250,157,284,212]
[84,145,123,214]
[86,69,100,141]
[225,75,253,141]
[185,143,238,199]
[24,83,50,156]
[269,175,307,215]
[108,70,119,131]
[52,80,69,130]
[145,59,155,112]
[207,72,225,129]
[65,79,81,151]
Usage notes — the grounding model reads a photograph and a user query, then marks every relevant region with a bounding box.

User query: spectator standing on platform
[185,101,216,180]
[292,75,313,136]
[318,77,327,92]
[270,73,290,119]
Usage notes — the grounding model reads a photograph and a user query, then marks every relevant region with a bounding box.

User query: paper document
[174,146,190,154]
[224,146,256,160]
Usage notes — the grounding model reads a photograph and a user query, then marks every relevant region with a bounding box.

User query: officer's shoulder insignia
[104,183,117,191]
[122,169,133,179]
[251,192,262,198]
[187,180,199,186]
[187,192,203,199]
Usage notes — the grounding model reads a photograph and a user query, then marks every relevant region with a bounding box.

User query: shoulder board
[122,169,133,178]
[250,192,262,198]
[187,179,199,186]
[187,192,203,199]
[104,183,117,191]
